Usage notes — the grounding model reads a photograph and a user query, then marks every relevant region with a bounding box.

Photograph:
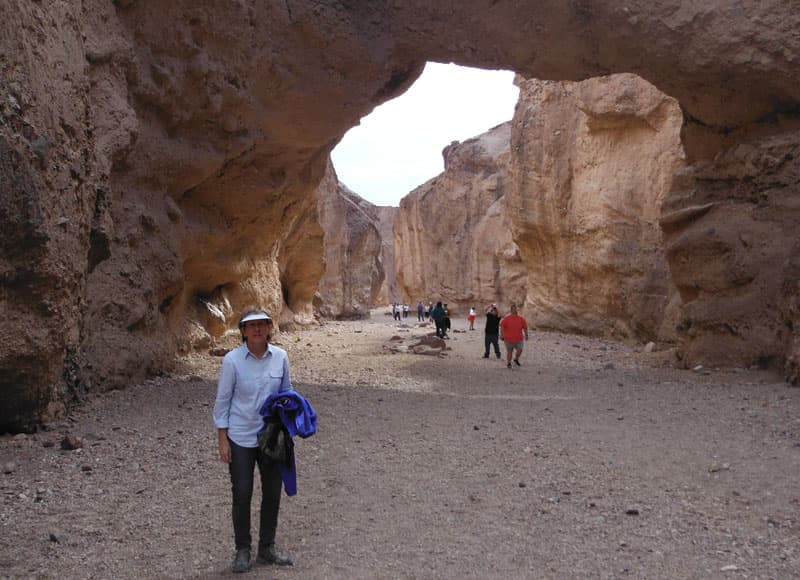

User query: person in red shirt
[499,303,529,369]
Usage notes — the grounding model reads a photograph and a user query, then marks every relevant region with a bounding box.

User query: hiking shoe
[257,544,293,566]
[514,359,521,366]
[507,362,512,369]
[496,354,501,359]
[483,354,489,359]
[231,548,251,573]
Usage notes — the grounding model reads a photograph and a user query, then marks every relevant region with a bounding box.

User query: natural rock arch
[2,0,798,431]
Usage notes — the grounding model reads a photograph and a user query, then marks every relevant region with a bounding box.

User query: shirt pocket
[266,369,284,390]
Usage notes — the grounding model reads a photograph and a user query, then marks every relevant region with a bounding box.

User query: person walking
[483,304,502,359]
[431,301,447,338]
[213,309,295,573]
[499,303,529,369]
[417,301,424,321]
[468,307,477,330]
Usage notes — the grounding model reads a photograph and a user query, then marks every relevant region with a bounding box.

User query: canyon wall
[393,123,526,313]
[661,130,800,371]
[511,74,685,341]
[2,0,799,431]
[315,164,384,320]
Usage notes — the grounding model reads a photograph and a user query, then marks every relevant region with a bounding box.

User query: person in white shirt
[213,309,294,572]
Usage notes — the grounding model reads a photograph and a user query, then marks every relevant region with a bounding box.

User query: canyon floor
[2,310,799,580]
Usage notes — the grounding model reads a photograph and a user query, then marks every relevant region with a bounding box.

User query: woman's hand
[218,429,232,463]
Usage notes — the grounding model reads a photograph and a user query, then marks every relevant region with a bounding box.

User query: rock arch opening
[1,1,798,432]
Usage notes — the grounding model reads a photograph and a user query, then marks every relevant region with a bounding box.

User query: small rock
[518,482,526,488]
[720,564,739,572]
[644,342,656,353]
[625,508,640,516]
[49,533,62,544]
[60,435,82,450]
[2,461,16,474]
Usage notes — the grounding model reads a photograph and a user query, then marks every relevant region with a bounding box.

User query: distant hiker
[443,303,451,338]
[427,301,434,320]
[483,304,502,359]
[499,303,529,369]
[417,302,424,321]
[403,303,409,318]
[392,303,401,321]
[431,301,447,338]
[213,309,296,572]
[468,307,477,330]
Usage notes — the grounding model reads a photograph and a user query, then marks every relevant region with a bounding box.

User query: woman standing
[213,309,294,573]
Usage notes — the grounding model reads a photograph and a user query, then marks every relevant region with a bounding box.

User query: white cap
[239,311,272,325]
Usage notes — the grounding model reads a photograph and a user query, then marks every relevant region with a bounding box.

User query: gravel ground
[2,311,799,579]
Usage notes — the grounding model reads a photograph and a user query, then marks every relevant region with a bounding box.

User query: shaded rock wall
[374,206,401,305]
[315,164,384,319]
[661,128,800,369]
[511,74,685,341]
[394,123,526,312]
[2,0,799,431]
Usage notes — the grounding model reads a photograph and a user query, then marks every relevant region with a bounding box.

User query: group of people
[483,303,529,369]
[391,303,411,320]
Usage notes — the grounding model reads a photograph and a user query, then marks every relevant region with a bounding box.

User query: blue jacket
[259,390,317,496]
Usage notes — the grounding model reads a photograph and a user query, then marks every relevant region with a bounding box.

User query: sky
[330,62,519,207]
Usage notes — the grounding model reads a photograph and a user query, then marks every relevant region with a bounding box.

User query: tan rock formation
[394,123,526,312]
[374,206,401,305]
[510,74,685,341]
[2,0,799,430]
[315,164,384,319]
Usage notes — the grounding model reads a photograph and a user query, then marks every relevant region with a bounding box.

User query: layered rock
[661,129,800,369]
[394,123,526,312]
[2,0,799,431]
[315,164,384,319]
[510,74,685,340]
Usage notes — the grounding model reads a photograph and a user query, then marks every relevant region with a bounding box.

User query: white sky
[331,62,519,207]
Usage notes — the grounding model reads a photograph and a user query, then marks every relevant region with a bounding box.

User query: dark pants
[485,333,500,357]
[434,319,446,337]
[228,438,283,551]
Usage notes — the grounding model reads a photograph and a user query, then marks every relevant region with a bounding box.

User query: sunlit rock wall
[394,123,526,313]
[511,74,685,341]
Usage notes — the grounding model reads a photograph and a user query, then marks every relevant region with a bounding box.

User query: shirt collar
[244,343,272,360]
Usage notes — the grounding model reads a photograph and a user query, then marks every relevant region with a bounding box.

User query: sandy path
[1,312,799,579]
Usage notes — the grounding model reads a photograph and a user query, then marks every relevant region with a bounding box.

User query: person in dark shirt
[483,304,502,359]
[431,301,447,338]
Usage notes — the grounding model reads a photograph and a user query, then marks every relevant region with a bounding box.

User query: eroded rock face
[661,130,800,369]
[315,164,384,320]
[510,74,685,340]
[394,123,526,312]
[2,0,799,431]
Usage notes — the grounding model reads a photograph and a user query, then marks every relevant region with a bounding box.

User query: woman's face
[242,319,272,346]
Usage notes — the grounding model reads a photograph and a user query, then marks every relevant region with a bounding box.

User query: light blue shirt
[213,342,292,448]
